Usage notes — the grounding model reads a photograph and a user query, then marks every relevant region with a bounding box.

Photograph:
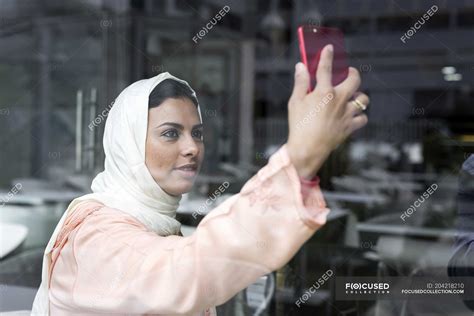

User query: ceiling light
[441,66,456,75]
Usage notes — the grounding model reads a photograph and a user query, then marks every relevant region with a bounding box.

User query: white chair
[0,223,28,259]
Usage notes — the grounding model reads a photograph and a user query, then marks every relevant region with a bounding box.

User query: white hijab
[31,72,202,315]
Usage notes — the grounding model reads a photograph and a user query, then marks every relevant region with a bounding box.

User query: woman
[31,44,369,315]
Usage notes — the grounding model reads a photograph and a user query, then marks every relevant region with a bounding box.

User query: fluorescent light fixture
[441,66,456,75]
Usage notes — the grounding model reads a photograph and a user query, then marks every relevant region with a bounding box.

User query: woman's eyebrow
[156,122,183,129]
[156,122,203,129]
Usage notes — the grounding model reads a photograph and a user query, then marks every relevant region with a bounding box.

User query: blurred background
[0,0,473,315]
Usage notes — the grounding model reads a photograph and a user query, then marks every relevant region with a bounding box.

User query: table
[0,190,83,205]
[323,190,387,205]
[356,222,459,239]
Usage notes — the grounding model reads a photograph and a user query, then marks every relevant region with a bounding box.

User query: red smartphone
[297,25,349,91]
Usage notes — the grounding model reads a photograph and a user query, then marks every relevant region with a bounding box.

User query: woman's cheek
[198,145,205,168]
[146,138,168,175]
[155,143,179,173]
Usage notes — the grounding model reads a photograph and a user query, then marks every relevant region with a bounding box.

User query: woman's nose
[181,136,199,157]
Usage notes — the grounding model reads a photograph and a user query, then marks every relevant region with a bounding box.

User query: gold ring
[352,98,367,111]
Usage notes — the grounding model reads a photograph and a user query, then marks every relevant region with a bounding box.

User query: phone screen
[298,26,349,91]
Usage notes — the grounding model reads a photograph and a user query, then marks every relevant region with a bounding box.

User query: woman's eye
[192,130,203,139]
[163,129,179,138]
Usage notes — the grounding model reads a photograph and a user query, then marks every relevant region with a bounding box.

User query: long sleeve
[49,144,330,315]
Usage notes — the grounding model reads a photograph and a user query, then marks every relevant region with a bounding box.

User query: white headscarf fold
[31,72,202,315]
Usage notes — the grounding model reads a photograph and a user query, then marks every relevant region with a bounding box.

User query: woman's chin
[156,171,199,196]
[165,181,195,196]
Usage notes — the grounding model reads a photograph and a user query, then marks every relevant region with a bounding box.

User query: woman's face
[145,97,204,196]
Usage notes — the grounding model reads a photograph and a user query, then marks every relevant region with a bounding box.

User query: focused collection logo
[345,282,390,294]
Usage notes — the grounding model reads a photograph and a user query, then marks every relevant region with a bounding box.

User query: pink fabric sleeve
[299,174,321,210]
[50,144,330,314]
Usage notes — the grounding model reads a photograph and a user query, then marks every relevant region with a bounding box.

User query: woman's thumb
[291,63,309,101]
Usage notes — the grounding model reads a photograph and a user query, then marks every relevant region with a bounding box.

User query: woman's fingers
[315,44,334,91]
[335,67,361,100]
[347,92,370,116]
[290,62,310,103]
[349,113,368,134]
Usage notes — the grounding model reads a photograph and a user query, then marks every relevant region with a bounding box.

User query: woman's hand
[287,44,369,179]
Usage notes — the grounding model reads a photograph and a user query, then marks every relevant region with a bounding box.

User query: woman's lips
[174,166,197,178]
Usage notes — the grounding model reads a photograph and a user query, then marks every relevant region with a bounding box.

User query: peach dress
[48,145,330,315]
